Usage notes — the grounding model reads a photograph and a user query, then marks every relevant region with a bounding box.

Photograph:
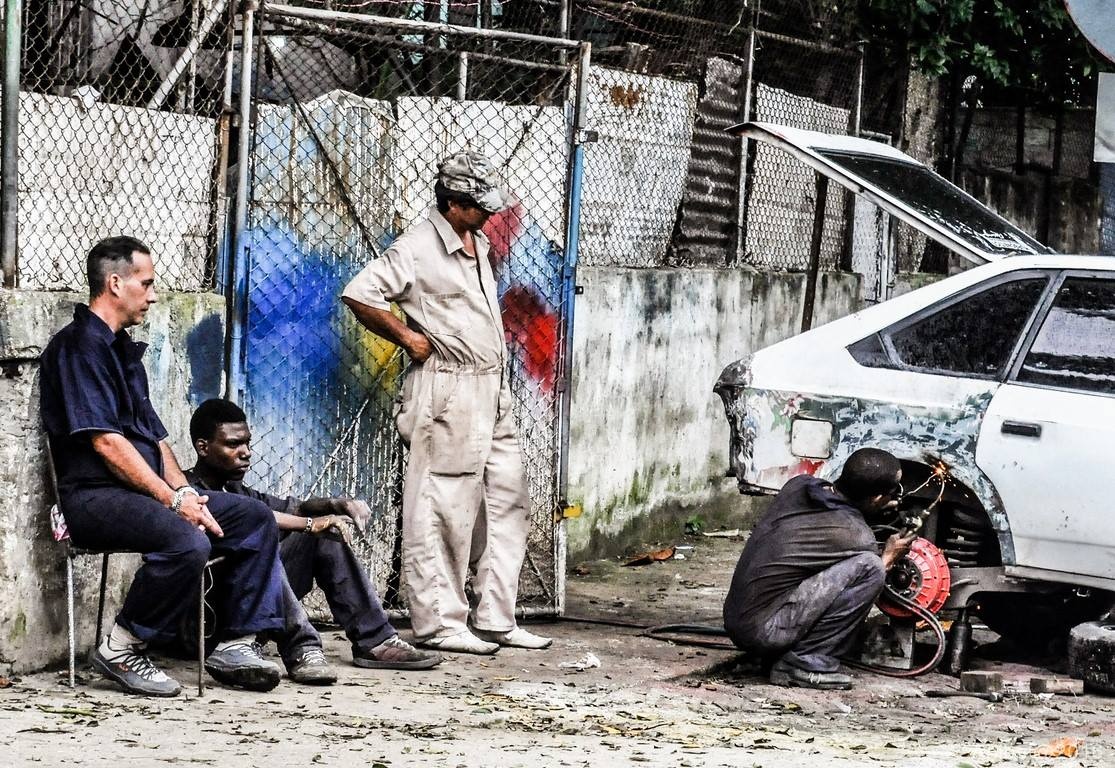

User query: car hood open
[729,122,1055,265]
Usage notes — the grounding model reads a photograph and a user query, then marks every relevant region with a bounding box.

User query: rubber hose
[562,592,948,678]
[843,585,947,678]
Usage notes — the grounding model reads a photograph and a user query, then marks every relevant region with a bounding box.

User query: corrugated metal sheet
[669,57,744,267]
[579,67,699,267]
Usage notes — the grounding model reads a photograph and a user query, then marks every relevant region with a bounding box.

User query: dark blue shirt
[40,304,169,492]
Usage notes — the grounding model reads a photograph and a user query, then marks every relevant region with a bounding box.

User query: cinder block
[960,670,1004,693]
[1029,677,1085,695]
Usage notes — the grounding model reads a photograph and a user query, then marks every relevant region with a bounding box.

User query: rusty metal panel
[668,57,744,267]
[579,67,698,268]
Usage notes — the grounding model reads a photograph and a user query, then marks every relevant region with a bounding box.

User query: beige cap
[437,150,510,213]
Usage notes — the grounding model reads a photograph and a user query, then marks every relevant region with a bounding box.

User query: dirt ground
[3,534,1113,767]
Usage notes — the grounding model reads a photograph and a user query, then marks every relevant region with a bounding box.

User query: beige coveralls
[342,208,531,639]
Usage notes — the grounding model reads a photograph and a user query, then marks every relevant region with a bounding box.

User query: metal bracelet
[171,486,198,515]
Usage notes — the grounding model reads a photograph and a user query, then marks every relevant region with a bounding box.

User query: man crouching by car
[723,448,915,690]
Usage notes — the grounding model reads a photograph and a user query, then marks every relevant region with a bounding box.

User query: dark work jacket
[723,475,879,637]
[40,304,168,492]
[185,469,299,516]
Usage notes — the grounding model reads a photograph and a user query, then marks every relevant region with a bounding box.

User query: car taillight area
[715,359,834,493]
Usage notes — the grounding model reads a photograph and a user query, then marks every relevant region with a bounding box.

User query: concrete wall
[565,267,861,560]
[0,289,224,674]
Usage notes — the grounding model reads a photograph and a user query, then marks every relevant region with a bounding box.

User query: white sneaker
[416,630,499,655]
[473,627,553,649]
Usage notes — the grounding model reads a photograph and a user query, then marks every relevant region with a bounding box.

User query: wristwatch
[304,516,314,533]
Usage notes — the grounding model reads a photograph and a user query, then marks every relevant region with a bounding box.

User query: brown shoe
[353,636,443,670]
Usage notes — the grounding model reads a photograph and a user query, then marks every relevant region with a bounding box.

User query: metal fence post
[734,23,756,266]
[558,0,571,38]
[1,0,21,288]
[555,40,591,615]
[850,42,865,137]
[802,172,829,333]
[456,52,469,101]
[225,1,258,403]
[839,42,866,272]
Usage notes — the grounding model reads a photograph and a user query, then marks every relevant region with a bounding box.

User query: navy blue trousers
[277,531,395,662]
[62,486,286,644]
[727,552,885,673]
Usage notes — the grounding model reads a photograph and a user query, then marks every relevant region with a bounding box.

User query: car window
[888,278,1047,376]
[813,150,1048,257]
[1017,278,1115,395]
[863,277,1047,377]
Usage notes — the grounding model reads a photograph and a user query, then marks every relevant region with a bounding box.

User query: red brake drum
[878,537,951,619]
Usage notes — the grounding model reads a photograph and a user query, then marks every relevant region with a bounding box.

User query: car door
[977,272,1115,581]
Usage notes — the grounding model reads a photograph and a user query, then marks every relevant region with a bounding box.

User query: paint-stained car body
[717,124,1115,620]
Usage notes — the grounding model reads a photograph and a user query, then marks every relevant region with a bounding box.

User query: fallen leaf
[36,704,98,717]
[624,547,676,566]
[1034,738,1080,757]
[18,727,72,734]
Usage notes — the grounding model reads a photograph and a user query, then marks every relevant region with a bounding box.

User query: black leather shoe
[769,659,853,690]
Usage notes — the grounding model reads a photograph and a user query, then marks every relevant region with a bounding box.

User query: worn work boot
[287,647,337,685]
[769,658,853,690]
[473,626,553,650]
[416,630,499,656]
[352,635,443,670]
[205,638,282,692]
[91,644,181,698]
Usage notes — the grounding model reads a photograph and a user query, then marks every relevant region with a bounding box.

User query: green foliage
[860,0,1105,106]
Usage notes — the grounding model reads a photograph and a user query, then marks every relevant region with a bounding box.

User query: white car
[717,123,1115,647]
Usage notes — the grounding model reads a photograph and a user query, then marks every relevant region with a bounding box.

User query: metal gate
[226,3,588,617]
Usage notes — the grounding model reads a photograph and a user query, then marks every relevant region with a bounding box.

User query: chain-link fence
[562,1,866,271]
[743,32,861,271]
[15,0,233,291]
[238,3,582,615]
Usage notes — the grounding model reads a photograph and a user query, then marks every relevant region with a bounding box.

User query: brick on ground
[960,670,1004,693]
[1030,677,1085,695]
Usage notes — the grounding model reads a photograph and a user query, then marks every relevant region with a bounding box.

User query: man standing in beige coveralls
[341,151,552,655]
